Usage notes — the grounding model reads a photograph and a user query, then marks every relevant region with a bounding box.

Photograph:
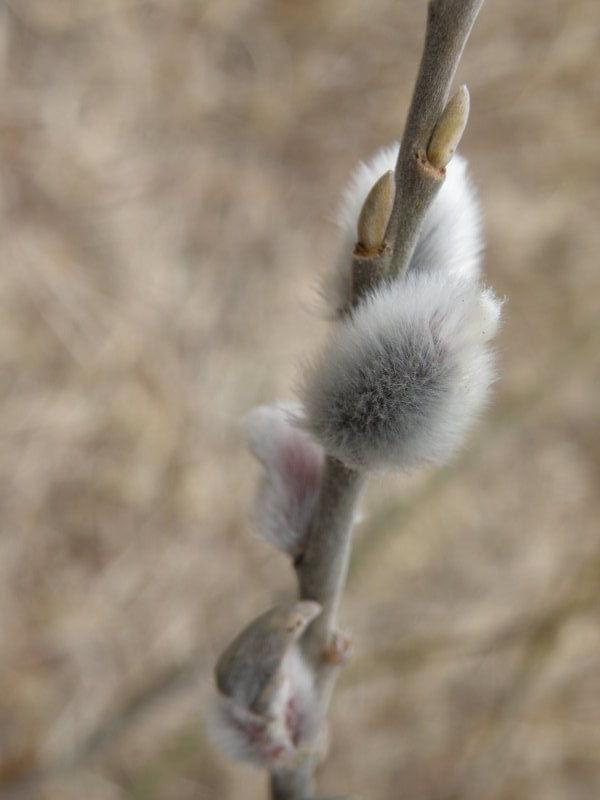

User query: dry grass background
[1,1,599,798]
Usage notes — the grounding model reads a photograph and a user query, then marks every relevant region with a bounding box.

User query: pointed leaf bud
[427,85,470,170]
[356,170,395,254]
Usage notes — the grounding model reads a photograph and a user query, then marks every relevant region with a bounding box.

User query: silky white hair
[302,273,501,470]
[322,143,483,317]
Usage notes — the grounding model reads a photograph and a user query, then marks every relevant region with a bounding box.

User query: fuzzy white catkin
[322,144,483,317]
[304,144,502,471]
[302,273,501,470]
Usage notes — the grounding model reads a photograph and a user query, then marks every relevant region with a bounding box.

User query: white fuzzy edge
[320,143,483,316]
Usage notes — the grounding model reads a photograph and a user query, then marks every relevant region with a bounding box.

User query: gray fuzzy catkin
[302,272,501,471]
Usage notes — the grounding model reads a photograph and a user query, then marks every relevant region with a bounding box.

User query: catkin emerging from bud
[208,603,321,768]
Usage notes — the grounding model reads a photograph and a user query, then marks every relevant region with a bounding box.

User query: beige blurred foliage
[1,1,599,798]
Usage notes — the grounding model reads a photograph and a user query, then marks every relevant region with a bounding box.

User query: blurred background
[1,1,599,798]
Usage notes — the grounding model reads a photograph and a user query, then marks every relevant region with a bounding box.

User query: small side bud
[427,85,470,170]
[323,630,353,666]
[356,170,394,254]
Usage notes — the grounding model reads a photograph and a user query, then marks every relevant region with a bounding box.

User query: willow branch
[268,2,484,798]
[384,0,483,279]
[297,458,364,659]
